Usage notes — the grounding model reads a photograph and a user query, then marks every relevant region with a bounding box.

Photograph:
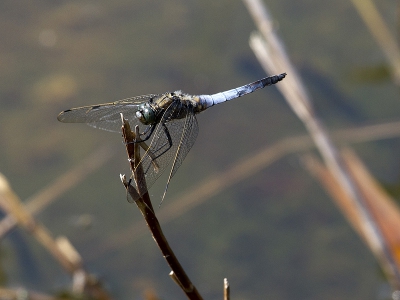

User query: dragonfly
[58,73,286,203]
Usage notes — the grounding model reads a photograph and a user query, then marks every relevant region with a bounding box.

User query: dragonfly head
[136,103,156,125]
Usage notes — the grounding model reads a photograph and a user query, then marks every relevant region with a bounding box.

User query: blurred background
[0,0,400,299]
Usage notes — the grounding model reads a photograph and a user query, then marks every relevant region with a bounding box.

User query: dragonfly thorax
[136,92,197,126]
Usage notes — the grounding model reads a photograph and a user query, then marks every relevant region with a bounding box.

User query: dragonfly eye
[136,104,156,125]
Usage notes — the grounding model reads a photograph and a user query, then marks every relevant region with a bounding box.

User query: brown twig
[120,114,203,300]
[223,278,230,300]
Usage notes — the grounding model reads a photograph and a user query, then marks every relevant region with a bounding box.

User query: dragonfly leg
[152,123,173,159]
[122,123,160,173]
[131,123,172,157]
[139,124,155,140]
[126,125,156,144]
[126,123,172,174]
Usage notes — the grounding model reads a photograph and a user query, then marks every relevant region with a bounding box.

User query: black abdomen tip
[274,72,286,83]
[265,72,287,85]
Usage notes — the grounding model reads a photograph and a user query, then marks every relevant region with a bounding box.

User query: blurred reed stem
[0,173,113,300]
[351,0,400,85]
[0,145,114,238]
[96,120,400,257]
[243,0,400,289]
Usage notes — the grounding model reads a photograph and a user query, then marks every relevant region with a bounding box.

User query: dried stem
[243,0,400,289]
[120,114,203,300]
[350,0,400,84]
[303,150,400,281]
[0,145,114,238]
[0,173,112,300]
[97,120,400,256]
[223,278,230,300]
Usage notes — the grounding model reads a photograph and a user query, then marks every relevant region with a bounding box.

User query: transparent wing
[135,101,199,196]
[169,106,199,178]
[57,94,160,132]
